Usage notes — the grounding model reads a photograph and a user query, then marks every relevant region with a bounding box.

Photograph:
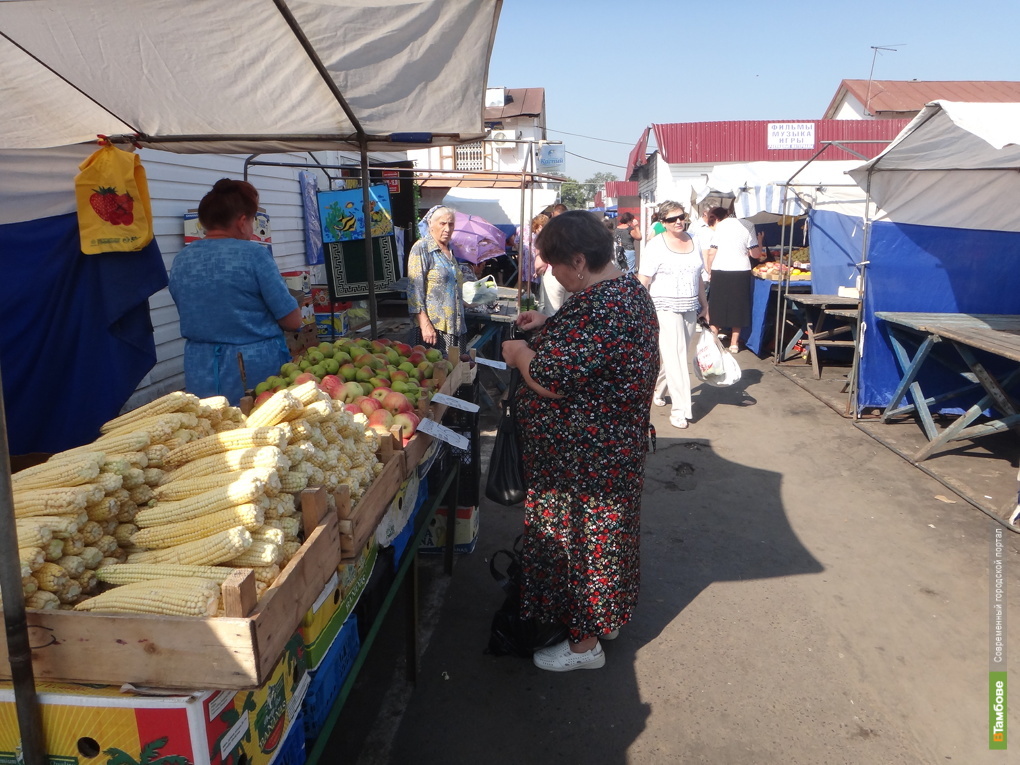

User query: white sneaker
[669,415,689,429]
[602,629,620,641]
[652,396,667,407]
[533,639,605,672]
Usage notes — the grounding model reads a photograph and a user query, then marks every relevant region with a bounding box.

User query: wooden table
[875,312,1020,461]
[784,294,860,379]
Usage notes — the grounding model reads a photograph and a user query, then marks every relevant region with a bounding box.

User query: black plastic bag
[486,536,568,658]
[484,368,526,506]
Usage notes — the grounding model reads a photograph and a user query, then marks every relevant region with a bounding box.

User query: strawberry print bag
[74,143,154,254]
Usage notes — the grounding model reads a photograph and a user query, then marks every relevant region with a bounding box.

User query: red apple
[355,396,381,416]
[392,341,412,356]
[367,409,394,435]
[319,374,344,399]
[252,390,274,409]
[344,402,362,416]
[370,386,392,403]
[390,411,420,439]
[382,390,412,415]
[294,371,319,385]
[407,351,426,365]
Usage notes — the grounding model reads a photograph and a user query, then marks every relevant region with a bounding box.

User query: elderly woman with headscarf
[407,205,466,356]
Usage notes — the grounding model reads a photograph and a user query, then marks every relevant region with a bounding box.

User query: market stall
[0,1,501,761]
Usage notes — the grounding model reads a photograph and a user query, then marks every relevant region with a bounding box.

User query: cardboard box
[301,615,359,741]
[0,633,308,765]
[419,505,479,554]
[314,312,349,340]
[284,324,319,358]
[281,270,311,296]
[310,286,352,314]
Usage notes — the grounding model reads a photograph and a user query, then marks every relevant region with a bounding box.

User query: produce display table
[745,278,812,356]
[784,294,860,378]
[875,312,1020,461]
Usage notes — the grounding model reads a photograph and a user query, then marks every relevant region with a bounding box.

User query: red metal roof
[604,181,638,198]
[825,80,1020,118]
[484,88,545,121]
[643,119,909,167]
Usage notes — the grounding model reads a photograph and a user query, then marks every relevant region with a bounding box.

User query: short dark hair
[535,210,613,271]
[551,203,568,216]
[618,212,635,225]
[198,179,259,230]
[709,206,730,222]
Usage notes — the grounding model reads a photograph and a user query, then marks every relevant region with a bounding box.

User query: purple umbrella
[450,212,507,265]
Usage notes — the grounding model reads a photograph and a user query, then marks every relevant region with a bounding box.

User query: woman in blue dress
[169,179,301,404]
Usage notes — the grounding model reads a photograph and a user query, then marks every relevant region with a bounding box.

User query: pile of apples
[252,337,454,443]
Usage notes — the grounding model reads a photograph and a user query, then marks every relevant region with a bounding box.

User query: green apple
[299,359,313,371]
[309,364,327,378]
[391,380,410,393]
[339,363,358,382]
[355,365,375,382]
[323,358,340,374]
[425,348,443,363]
[254,380,273,395]
[333,351,352,365]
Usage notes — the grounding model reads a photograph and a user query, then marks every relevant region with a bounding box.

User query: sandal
[728,344,739,354]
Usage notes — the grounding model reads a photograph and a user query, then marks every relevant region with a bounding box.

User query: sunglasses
[663,214,686,224]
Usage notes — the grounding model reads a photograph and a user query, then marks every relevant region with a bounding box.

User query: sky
[485,0,1020,182]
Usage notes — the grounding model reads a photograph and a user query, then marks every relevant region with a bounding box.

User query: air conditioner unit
[489,129,520,149]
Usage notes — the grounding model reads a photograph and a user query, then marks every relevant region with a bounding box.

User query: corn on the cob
[142,468,165,487]
[33,562,69,592]
[246,390,303,428]
[265,516,301,539]
[55,580,82,604]
[134,478,265,528]
[95,563,234,585]
[21,576,38,596]
[288,380,321,405]
[19,547,45,574]
[228,539,282,567]
[161,446,290,485]
[198,395,231,419]
[75,577,221,617]
[78,569,98,593]
[103,412,199,444]
[101,392,200,433]
[116,503,139,524]
[143,444,170,468]
[281,540,302,561]
[61,534,85,557]
[111,523,137,546]
[253,526,285,546]
[154,467,277,502]
[93,471,125,494]
[131,504,264,549]
[126,527,253,566]
[94,535,119,557]
[15,523,53,549]
[163,427,288,470]
[128,485,153,505]
[119,467,145,490]
[11,452,105,492]
[299,400,334,424]
[59,433,150,462]
[56,555,86,579]
[86,497,119,522]
[279,471,309,493]
[234,563,280,586]
[79,520,104,545]
[79,546,104,570]
[12,485,98,517]
[42,538,65,562]
[26,591,60,610]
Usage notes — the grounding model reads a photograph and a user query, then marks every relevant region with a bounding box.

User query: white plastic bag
[695,328,725,377]
[462,275,498,305]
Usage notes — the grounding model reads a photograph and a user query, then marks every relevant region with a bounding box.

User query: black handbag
[486,536,568,657]
[484,367,527,506]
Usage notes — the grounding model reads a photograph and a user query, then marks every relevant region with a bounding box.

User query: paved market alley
[337,352,1020,764]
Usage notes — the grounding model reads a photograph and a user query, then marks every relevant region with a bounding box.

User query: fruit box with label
[419,505,479,554]
[314,311,349,340]
[0,632,308,765]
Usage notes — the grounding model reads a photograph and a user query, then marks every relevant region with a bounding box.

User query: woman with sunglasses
[637,201,707,429]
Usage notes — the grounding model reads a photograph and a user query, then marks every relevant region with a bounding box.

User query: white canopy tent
[0,2,502,758]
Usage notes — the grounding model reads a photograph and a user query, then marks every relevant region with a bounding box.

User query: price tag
[473,355,507,370]
[416,418,470,451]
[431,392,481,413]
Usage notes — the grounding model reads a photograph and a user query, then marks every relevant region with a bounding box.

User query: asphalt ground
[328,349,1019,764]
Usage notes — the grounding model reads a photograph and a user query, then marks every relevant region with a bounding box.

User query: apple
[344,402,362,416]
[412,344,427,353]
[366,376,387,390]
[355,365,375,382]
[391,380,410,394]
[398,361,416,374]
[425,348,443,363]
[280,362,301,377]
[390,411,420,440]
[382,391,412,415]
[392,342,413,357]
[294,371,319,385]
[298,359,313,371]
[317,342,335,357]
[383,348,401,365]
[407,351,426,365]
[362,355,384,371]
[254,380,273,395]
[339,363,358,382]
[416,361,433,378]
[358,382,375,397]
[355,396,381,415]
[355,338,374,349]
[319,374,344,399]
[374,367,391,381]
[370,340,388,353]
[333,351,352,365]
[306,350,325,364]
[390,369,409,384]
[370,386,393,403]
[252,390,274,409]
[340,381,365,403]
[367,409,394,435]
[309,364,327,379]
[349,346,369,361]
[322,358,340,375]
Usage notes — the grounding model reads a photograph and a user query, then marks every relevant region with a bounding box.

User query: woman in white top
[705,206,759,353]
[637,201,708,429]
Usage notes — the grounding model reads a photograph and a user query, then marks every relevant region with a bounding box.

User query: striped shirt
[637,235,703,313]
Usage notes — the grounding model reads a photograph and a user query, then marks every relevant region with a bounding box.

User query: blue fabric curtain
[0,212,168,454]
[859,221,1020,410]
[806,209,863,296]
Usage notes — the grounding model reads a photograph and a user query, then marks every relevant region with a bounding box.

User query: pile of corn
[12,384,382,618]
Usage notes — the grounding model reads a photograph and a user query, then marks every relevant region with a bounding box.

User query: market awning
[419,173,535,189]
[0,0,501,153]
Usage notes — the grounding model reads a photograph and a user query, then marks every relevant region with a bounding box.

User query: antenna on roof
[865,44,904,116]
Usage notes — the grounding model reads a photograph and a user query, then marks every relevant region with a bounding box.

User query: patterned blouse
[406,233,465,337]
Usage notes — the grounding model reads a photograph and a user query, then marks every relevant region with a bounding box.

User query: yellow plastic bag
[74,144,154,254]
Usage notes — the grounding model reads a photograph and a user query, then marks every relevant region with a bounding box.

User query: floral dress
[517,273,659,642]
[406,233,466,354]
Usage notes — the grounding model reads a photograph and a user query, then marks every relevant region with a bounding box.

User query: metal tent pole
[847,173,875,420]
[0,362,46,765]
[360,140,379,339]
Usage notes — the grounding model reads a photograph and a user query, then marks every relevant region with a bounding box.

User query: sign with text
[767,123,815,150]
[417,418,470,451]
[431,393,481,413]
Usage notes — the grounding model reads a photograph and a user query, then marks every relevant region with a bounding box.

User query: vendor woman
[169,179,301,405]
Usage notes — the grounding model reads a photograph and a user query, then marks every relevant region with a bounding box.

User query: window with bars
[454,142,484,171]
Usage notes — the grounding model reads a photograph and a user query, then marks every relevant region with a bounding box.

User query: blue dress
[169,238,298,404]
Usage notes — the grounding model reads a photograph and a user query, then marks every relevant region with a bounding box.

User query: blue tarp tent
[817,101,1020,412]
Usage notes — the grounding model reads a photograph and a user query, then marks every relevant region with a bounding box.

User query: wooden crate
[0,488,342,690]
[336,445,407,561]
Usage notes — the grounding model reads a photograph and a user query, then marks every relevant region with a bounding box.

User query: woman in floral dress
[502,211,659,672]
[407,206,466,356]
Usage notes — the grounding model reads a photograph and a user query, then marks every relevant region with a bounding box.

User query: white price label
[431,393,481,413]
[473,356,507,370]
[416,418,470,451]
